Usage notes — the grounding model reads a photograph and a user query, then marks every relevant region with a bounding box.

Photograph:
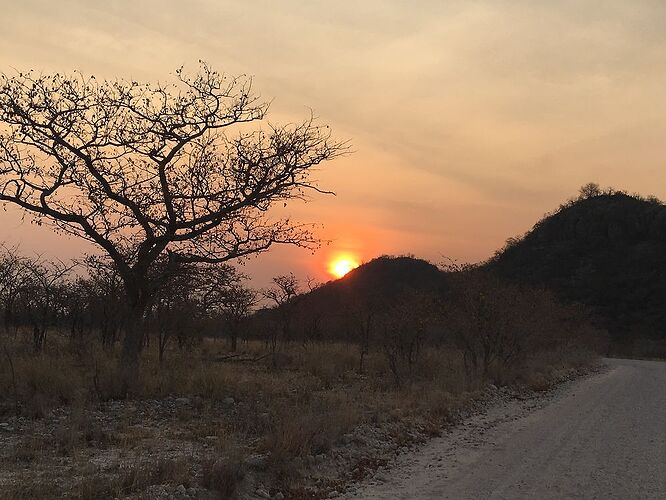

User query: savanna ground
[0,333,596,500]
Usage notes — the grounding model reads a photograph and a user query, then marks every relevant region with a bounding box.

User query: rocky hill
[487,188,666,345]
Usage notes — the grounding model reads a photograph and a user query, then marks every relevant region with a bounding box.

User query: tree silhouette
[262,273,301,364]
[0,63,345,369]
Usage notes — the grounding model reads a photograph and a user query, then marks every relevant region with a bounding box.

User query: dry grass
[264,391,359,460]
[52,409,115,456]
[201,452,246,499]
[1,457,194,500]
[0,332,595,497]
[0,344,85,417]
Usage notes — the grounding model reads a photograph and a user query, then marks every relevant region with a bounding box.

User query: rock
[328,491,339,498]
[175,484,187,497]
[187,487,197,497]
[273,492,285,500]
[222,397,235,407]
[255,488,271,499]
[175,397,191,405]
[374,472,389,482]
[144,485,169,499]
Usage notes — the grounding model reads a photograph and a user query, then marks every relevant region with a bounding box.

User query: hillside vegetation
[488,184,666,356]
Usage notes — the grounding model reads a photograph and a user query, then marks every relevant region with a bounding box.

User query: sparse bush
[264,392,359,461]
[53,409,114,456]
[202,453,246,499]
[297,343,358,385]
[376,290,436,387]
[0,346,83,417]
[442,270,597,384]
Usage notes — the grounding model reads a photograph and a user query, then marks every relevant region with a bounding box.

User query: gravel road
[346,358,666,499]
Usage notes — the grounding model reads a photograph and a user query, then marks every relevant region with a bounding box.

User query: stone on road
[346,358,666,499]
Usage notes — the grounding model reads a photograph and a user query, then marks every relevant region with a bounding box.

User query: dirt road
[346,359,666,499]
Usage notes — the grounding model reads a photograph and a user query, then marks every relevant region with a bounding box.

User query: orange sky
[2,1,666,286]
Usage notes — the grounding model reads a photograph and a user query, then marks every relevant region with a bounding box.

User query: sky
[2,1,666,286]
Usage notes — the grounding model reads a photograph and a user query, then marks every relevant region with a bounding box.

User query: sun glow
[329,255,359,279]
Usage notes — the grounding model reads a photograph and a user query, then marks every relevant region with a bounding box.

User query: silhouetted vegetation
[4,170,638,497]
[488,183,666,358]
[253,255,599,384]
[0,247,597,497]
[0,63,345,373]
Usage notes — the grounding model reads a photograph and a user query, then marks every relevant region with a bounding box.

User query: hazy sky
[2,1,666,284]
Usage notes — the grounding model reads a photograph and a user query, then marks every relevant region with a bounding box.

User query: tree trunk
[119,300,148,394]
[158,329,169,365]
[120,304,145,367]
[358,348,366,374]
[230,325,238,352]
[33,325,44,353]
[3,305,11,335]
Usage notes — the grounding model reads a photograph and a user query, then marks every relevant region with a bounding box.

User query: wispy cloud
[2,1,666,282]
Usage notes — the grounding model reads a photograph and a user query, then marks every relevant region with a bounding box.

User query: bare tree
[578,182,602,200]
[0,63,345,370]
[22,258,75,352]
[350,305,374,375]
[61,277,89,341]
[82,255,125,347]
[0,245,30,334]
[149,261,201,363]
[262,273,301,364]
[189,263,243,349]
[379,290,434,387]
[443,271,578,381]
[218,282,257,352]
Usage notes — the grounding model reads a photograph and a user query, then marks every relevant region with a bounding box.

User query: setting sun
[329,255,360,279]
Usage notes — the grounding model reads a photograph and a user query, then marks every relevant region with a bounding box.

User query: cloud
[2,0,666,281]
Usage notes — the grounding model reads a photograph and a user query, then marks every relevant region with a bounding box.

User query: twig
[211,353,270,363]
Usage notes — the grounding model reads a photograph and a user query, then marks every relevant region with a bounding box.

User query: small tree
[298,277,325,346]
[0,63,345,370]
[219,282,256,352]
[61,277,90,341]
[443,271,578,382]
[149,261,202,363]
[22,258,75,352]
[262,273,301,364]
[378,290,434,387]
[188,263,254,351]
[342,290,376,375]
[578,182,602,200]
[0,245,30,334]
[82,255,125,347]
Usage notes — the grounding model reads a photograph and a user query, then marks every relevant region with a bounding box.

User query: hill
[299,255,446,314]
[487,187,666,346]
[323,254,445,296]
[254,255,447,342]
[259,186,666,355]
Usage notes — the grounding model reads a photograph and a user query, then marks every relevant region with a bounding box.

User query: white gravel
[345,358,666,499]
